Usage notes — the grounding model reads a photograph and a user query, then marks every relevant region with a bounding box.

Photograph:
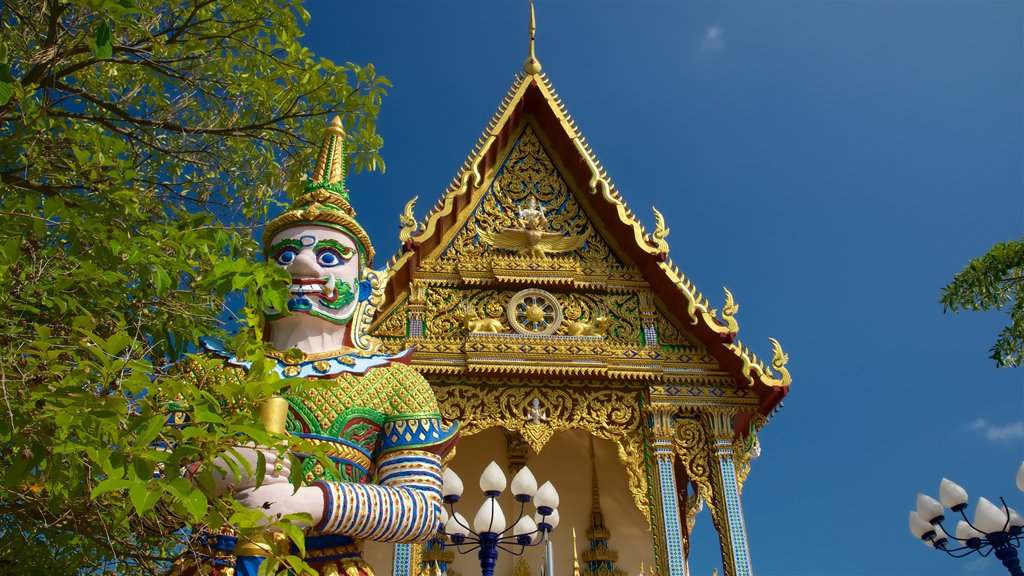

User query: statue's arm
[311,364,459,542]
[310,448,443,542]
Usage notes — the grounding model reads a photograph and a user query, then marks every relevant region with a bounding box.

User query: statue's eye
[274,248,298,266]
[317,249,342,267]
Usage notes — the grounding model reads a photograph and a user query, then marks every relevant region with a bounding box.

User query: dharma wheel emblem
[507,288,562,335]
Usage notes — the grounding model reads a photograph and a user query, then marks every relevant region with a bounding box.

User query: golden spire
[310,115,348,198]
[587,436,607,534]
[582,437,623,576]
[524,2,542,75]
[572,528,581,576]
[263,115,376,265]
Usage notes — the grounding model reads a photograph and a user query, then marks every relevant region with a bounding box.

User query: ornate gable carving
[443,124,620,271]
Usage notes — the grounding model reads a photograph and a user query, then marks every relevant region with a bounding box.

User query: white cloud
[964,557,990,574]
[966,418,1024,442]
[702,25,724,52]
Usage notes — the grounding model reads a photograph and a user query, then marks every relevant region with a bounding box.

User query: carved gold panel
[433,384,651,523]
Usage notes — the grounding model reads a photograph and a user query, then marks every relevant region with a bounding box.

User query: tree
[940,238,1024,368]
[0,0,389,572]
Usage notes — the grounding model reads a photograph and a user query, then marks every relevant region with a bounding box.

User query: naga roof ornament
[263,116,375,265]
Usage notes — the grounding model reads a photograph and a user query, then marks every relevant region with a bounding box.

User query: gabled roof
[381,70,790,418]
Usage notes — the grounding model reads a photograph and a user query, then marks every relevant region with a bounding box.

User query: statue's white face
[264,224,361,325]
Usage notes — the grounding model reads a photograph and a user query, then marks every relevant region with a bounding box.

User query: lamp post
[908,462,1024,575]
[440,461,559,576]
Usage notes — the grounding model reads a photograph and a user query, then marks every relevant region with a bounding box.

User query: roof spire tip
[523,2,542,75]
[326,115,346,137]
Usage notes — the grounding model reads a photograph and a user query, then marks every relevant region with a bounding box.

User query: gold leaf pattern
[434,384,651,523]
[446,126,620,268]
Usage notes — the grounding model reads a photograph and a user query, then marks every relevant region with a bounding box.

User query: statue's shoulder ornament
[198,337,413,380]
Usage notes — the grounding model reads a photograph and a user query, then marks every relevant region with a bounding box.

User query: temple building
[364,9,790,576]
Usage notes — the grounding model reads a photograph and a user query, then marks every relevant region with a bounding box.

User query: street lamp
[909,462,1024,575]
[440,461,559,576]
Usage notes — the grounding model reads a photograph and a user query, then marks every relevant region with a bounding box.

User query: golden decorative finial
[310,115,348,197]
[524,3,542,75]
[572,527,581,576]
[327,115,346,137]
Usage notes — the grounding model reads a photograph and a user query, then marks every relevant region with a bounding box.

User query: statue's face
[264,224,361,325]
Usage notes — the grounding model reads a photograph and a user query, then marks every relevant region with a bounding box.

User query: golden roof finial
[524,2,542,75]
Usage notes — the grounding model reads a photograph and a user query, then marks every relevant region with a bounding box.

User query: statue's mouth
[288,274,339,302]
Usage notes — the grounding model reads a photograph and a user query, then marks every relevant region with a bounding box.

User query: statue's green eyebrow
[267,238,303,254]
[313,239,356,259]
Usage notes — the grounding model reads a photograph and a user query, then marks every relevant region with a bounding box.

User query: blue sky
[299,2,1022,575]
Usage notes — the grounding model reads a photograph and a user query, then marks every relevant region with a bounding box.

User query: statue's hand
[234,483,325,528]
[208,445,291,496]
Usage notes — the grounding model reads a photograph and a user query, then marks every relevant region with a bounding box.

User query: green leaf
[93,20,113,60]
[164,477,191,501]
[104,331,132,356]
[90,478,134,498]
[254,450,266,489]
[129,484,160,515]
[277,520,306,556]
[183,489,207,520]
[135,414,166,446]
[0,64,12,106]
[193,405,225,423]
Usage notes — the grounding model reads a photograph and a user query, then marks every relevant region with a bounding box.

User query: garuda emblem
[478,195,586,258]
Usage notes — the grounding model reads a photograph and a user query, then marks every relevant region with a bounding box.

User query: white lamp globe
[535,508,559,530]
[1008,508,1024,529]
[445,513,469,537]
[916,493,945,524]
[512,466,539,498]
[534,481,560,509]
[442,468,464,498]
[956,520,984,540]
[939,478,969,510]
[1017,462,1024,493]
[480,461,507,494]
[924,525,948,548]
[513,515,538,536]
[909,511,933,539]
[974,497,1009,534]
[473,497,507,534]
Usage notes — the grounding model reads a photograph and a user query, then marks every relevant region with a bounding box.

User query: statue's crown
[263,116,374,265]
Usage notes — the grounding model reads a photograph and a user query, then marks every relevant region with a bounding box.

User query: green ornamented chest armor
[282,361,455,485]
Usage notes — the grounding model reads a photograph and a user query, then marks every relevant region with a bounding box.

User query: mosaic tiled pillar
[394,543,412,576]
[705,410,752,576]
[651,404,686,576]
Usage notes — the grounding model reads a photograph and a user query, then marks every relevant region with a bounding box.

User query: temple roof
[379,67,789,419]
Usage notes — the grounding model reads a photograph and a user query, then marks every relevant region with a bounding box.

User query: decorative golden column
[701,408,753,576]
[649,403,686,576]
